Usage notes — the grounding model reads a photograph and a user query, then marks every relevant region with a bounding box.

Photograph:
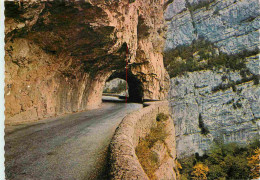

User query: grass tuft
[156,113,169,122]
[136,113,170,179]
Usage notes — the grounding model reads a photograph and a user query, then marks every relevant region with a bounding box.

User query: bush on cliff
[156,113,169,122]
[163,38,259,78]
[186,0,215,12]
[178,139,260,180]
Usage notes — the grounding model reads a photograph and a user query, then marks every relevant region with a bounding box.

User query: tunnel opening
[103,71,144,103]
[103,78,129,97]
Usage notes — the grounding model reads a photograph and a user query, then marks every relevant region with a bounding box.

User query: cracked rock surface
[168,55,259,157]
[4,0,169,124]
[164,0,260,54]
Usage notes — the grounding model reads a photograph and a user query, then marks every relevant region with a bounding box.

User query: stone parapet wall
[109,101,177,180]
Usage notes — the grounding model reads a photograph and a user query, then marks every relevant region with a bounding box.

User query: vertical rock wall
[165,0,259,54]
[164,0,260,157]
[4,0,170,124]
[169,56,259,157]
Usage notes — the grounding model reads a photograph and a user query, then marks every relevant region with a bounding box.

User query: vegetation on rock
[163,38,259,78]
[247,148,260,179]
[178,139,260,180]
[103,81,127,94]
[156,113,169,122]
[211,72,260,93]
[191,163,209,180]
[135,113,169,179]
[186,0,216,12]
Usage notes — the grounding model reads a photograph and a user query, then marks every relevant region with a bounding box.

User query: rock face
[165,0,260,54]
[168,55,259,157]
[4,1,170,124]
[164,0,260,157]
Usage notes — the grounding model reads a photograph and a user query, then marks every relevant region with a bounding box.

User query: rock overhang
[4,0,170,123]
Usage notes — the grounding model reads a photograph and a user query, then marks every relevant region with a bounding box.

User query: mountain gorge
[164,0,259,156]
[3,0,260,179]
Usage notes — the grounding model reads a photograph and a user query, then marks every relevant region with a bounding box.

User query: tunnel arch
[105,71,144,103]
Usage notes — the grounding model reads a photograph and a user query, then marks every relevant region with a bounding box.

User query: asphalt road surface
[5,96,142,180]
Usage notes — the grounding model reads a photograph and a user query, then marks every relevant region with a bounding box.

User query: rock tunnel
[105,70,144,103]
[4,0,170,124]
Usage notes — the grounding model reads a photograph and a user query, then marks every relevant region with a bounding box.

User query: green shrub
[156,113,169,122]
[186,0,215,12]
[164,38,259,78]
[104,81,127,94]
[178,139,260,180]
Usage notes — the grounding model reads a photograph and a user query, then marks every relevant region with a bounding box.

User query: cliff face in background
[4,0,170,124]
[169,56,259,157]
[165,0,259,54]
[165,0,260,157]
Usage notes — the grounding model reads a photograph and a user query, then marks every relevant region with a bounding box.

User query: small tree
[248,148,260,179]
[192,163,209,180]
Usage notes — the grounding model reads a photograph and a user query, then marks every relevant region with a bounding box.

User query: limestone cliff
[164,0,260,157]
[4,0,170,124]
[165,0,259,54]
[169,55,259,157]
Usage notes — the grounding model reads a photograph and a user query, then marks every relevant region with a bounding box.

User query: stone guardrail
[109,101,177,180]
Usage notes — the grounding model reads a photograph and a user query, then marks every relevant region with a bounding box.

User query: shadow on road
[102,95,126,103]
[102,95,161,104]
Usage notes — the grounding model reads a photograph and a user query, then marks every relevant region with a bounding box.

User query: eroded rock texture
[5,0,170,124]
[164,0,260,157]
[165,0,260,54]
[168,55,260,157]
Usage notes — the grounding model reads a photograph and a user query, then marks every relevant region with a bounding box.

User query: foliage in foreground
[178,139,260,180]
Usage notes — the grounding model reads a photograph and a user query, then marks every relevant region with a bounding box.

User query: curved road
[5,96,142,180]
